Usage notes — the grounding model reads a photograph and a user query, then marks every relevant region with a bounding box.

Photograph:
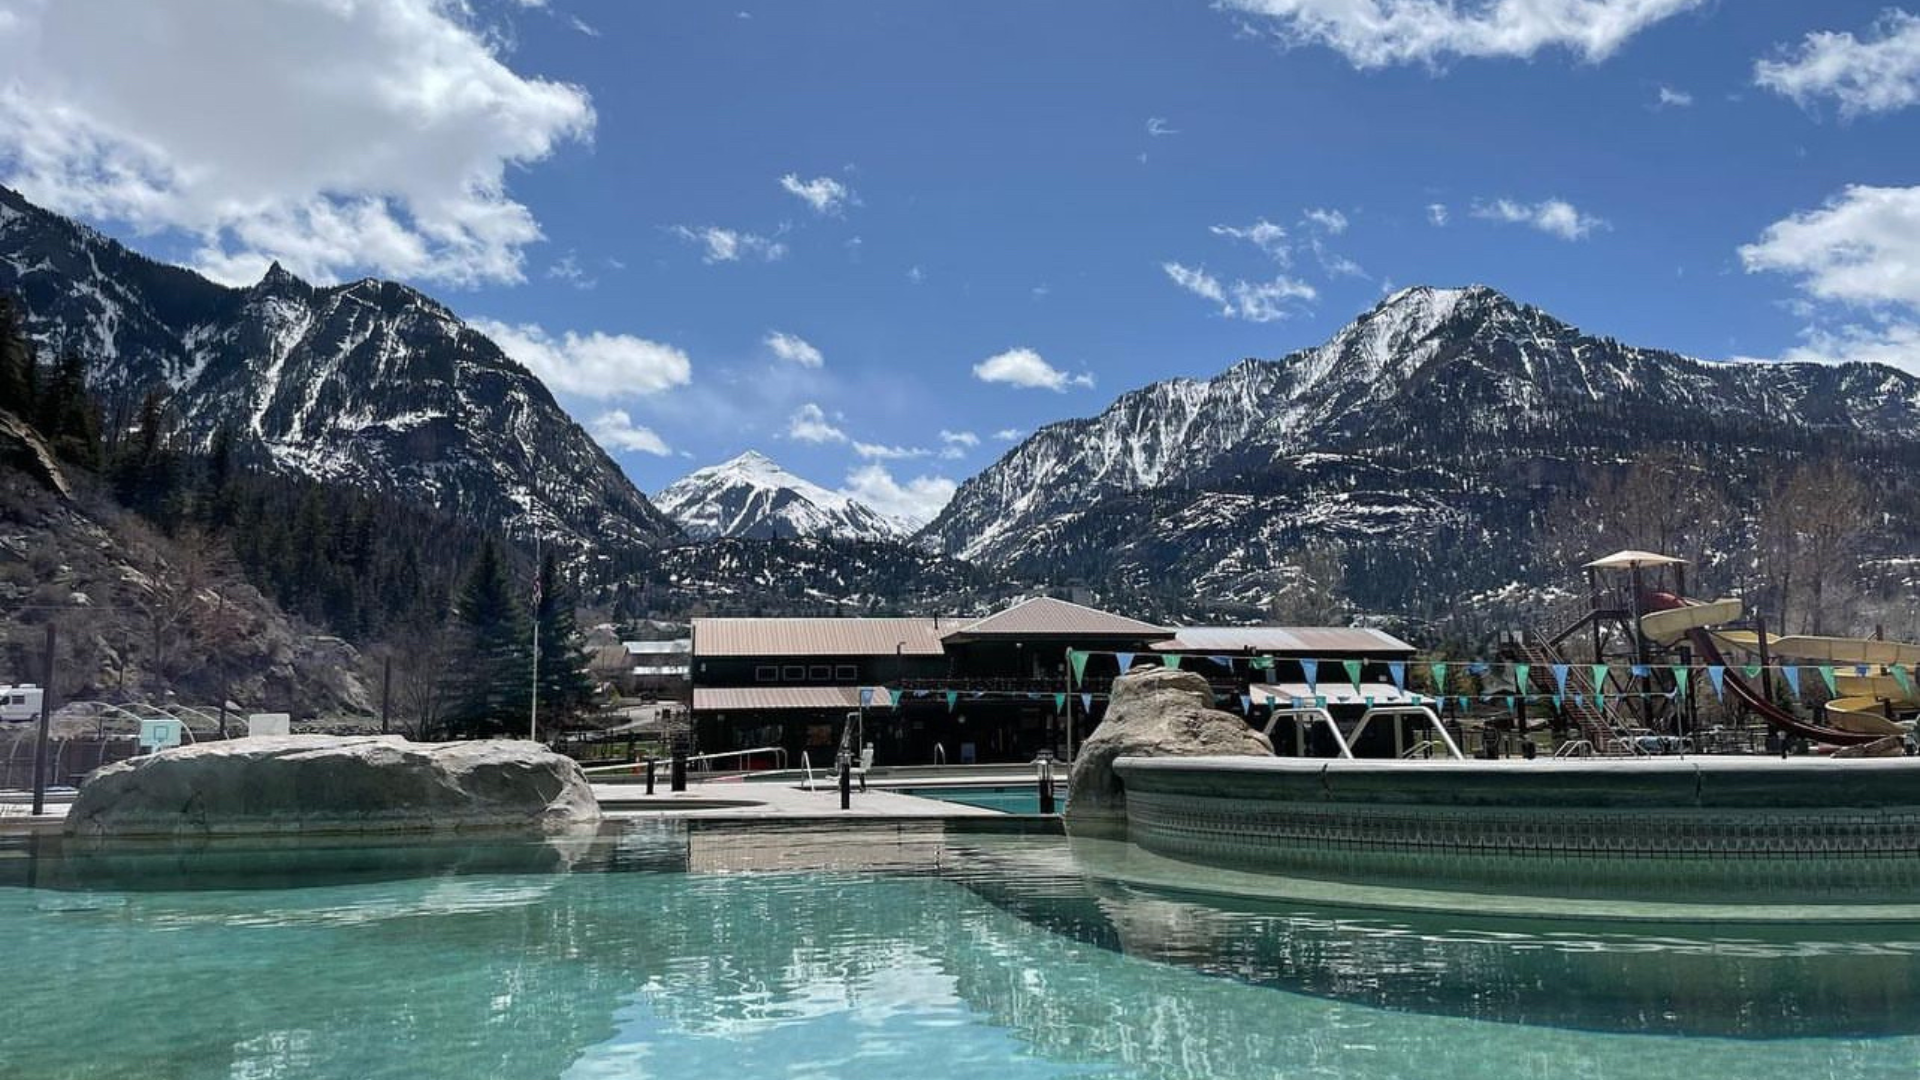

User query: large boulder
[64,735,600,838]
[1066,667,1271,837]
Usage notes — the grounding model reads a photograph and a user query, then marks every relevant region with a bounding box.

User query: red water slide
[1642,592,1884,747]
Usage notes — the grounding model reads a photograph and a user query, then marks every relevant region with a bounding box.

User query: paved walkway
[592,779,1001,819]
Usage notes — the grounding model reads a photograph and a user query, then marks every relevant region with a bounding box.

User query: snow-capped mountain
[656,450,917,541]
[0,185,681,556]
[920,285,1920,619]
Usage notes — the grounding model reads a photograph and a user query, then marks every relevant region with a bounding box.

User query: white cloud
[765,330,824,368]
[1738,185,1920,375]
[1755,10,1920,118]
[1471,197,1606,240]
[1301,207,1349,234]
[470,319,691,399]
[0,0,594,287]
[853,441,931,460]
[906,265,926,284]
[569,15,601,38]
[1162,261,1316,322]
[1146,117,1180,136]
[546,252,595,289]
[779,172,853,214]
[1219,0,1702,69]
[1427,202,1450,226]
[787,402,847,444]
[839,464,956,526]
[1739,185,1920,309]
[992,428,1023,441]
[588,410,671,456]
[1210,218,1291,262]
[1656,85,1694,108]
[972,347,1094,392]
[669,225,787,263]
[938,429,979,460]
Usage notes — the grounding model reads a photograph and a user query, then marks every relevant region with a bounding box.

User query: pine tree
[0,295,36,418]
[534,550,596,731]
[444,537,532,738]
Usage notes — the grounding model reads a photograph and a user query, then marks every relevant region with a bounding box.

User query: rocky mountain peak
[657,451,916,543]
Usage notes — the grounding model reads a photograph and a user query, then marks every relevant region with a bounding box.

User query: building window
[783,666,805,681]
[755,666,777,682]
[809,665,832,681]
[834,665,858,681]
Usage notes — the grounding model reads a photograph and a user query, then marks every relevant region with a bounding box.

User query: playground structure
[1508,550,1918,753]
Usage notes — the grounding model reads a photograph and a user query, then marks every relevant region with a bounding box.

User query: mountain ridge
[0,185,683,562]
[655,449,917,542]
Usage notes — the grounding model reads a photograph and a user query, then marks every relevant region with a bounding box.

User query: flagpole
[530,533,541,743]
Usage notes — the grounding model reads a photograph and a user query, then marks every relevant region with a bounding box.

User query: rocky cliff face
[0,186,681,558]
[921,286,1920,619]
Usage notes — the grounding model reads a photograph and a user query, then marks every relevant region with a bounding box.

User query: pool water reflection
[2,822,1917,1079]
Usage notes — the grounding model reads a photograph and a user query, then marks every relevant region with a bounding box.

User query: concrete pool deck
[593,779,1009,819]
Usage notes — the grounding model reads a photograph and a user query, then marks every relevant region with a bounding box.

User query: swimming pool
[897,783,1065,814]
[4,822,1919,1078]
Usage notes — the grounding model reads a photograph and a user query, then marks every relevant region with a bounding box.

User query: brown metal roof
[692,618,947,658]
[692,686,895,712]
[945,597,1168,640]
[1153,627,1415,654]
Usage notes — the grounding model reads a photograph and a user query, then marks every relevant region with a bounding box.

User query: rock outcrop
[64,735,600,838]
[1065,667,1271,837]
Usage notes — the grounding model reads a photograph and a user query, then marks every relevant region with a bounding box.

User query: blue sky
[4,1,1920,522]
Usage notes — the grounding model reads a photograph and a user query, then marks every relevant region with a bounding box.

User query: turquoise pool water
[899,783,1065,814]
[4,823,1920,1078]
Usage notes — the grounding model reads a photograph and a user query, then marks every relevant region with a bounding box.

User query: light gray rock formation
[1065,666,1271,837]
[64,735,600,838]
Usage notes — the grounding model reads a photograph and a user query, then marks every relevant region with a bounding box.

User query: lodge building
[689,596,1419,765]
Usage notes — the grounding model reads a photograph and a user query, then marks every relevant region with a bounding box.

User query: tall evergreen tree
[0,295,36,418]
[534,550,596,730]
[444,537,532,738]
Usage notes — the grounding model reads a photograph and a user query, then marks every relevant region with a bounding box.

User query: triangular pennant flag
[1631,664,1650,679]
[1783,665,1803,698]
[1069,650,1089,687]
[1342,659,1363,692]
[1388,661,1406,691]
[1504,695,1515,710]
[1211,655,1234,669]
[1855,664,1872,679]
[1818,665,1838,698]
[1239,694,1252,713]
[1572,693,1585,708]
[1314,696,1327,708]
[1116,652,1135,673]
[1457,695,1470,711]
[1081,693,1093,713]
[1164,653,1182,670]
[1742,664,1762,681]
[945,691,959,713]
[1250,656,1275,671]
[859,687,874,707]
[1301,658,1319,694]
[1591,664,1608,693]
[1891,664,1914,699]
[1430,662,1448,694]
[1467,662,1490,676]
[1552,663,1570,698]
[1669,666,1690,696]
[1512,663,1531,691]
[1053,693,1066,713]
[1707,666,1726,701]
[1553,694,1563,710]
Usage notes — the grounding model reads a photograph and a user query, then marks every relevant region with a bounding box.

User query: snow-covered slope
[0,185,681,557]
[920,284,1920,618]
[655,450,916,541]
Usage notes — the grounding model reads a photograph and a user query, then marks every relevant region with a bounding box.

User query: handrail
[1554,739,1594,758]
[933,742,946,767]
[801,751,817,791]
[1355,705,1465,760]
[1261,706,1352,759]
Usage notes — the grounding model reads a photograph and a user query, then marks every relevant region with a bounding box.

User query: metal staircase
[1505,638,1641,756]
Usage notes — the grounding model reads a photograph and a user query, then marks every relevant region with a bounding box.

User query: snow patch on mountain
[656,450,918,541]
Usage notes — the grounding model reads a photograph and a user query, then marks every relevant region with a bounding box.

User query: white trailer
[1,684,45,722]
